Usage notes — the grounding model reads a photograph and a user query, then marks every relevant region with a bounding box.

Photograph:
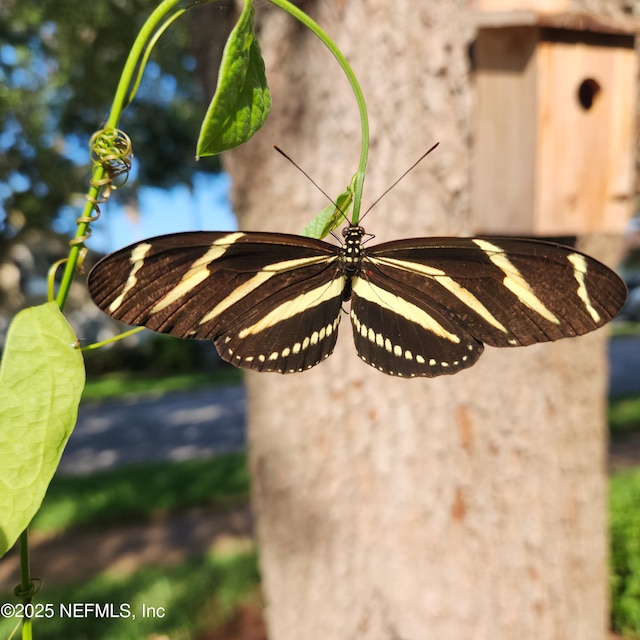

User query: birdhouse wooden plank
[472,11,638,235]
[477,0,570,13]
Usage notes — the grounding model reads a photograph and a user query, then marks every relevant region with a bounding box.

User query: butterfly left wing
[88,231,345,374]
[350,236,626,377]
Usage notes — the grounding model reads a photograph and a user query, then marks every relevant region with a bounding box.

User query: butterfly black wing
[88,231,345,373]
[89,230,626,378]
[350,236,626,377]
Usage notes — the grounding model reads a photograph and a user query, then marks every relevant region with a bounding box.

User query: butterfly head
[342,224,365,239]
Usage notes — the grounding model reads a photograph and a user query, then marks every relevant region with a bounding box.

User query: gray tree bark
[218,1,627,638]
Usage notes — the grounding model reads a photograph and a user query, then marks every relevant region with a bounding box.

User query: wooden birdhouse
[472,10,639,236]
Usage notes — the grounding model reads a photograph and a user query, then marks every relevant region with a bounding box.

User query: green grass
[0,548,261,640]
[32,453,250,533]
[2,454,255,639]
[610,395,640,438]
[611,468,640,637]
[610,323,640,338]
[601,382,640,636]
[81,367,243,403]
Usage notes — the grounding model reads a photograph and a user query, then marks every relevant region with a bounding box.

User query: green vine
[55,0,188,311]
[265,0,369,224]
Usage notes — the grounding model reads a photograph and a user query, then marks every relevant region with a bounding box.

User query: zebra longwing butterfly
[87,225,626,378]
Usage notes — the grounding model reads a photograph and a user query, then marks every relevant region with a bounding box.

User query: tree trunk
[219,1,625,638]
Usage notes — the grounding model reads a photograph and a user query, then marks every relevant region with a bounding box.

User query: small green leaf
[301,183,355,239]
[196,0,271,157]
[0,302,85,557]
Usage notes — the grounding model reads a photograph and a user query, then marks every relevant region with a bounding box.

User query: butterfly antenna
[273,146,346,218]
[359,142,440,222]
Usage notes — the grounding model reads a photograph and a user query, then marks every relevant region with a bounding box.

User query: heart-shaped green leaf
[196,0,271,157]
[0,302,85,557]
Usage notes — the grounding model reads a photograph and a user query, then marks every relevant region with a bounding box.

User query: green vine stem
[54,0,189,311]
[266,0,370,224]
[16,529,32,640]
[81,326,145,351]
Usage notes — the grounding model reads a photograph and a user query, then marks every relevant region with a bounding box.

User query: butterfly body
[88,225,627,378]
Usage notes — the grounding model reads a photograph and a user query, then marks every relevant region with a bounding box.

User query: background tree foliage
[0,0,225,250]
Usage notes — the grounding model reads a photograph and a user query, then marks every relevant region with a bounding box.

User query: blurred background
[1,0,640,639]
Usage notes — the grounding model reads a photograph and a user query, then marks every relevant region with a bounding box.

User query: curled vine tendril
[70,128,133,254]
[47,258,68,300]
[89,127,133,186]
[13,578,41,599]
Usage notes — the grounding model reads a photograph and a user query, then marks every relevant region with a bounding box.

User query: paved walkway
[58,336,640,476]
[609,335,640,396]
[59,385,246,475]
